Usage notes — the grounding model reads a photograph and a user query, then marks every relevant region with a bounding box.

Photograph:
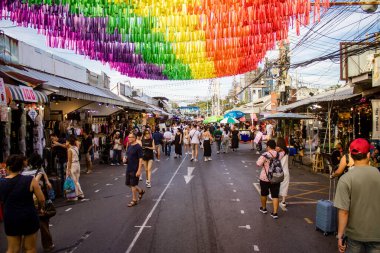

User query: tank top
[142,138,154,160]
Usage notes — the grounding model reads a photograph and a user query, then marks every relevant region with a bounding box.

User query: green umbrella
[220,117,239,124]
[203,115,223,124]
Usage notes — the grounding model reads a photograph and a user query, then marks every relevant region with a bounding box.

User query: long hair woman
[276,137,290,208]
[67,135,84,200]
[0,155,45,253]
[141,130,155,188]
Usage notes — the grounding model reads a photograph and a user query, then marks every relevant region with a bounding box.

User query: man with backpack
[256,139,285,219]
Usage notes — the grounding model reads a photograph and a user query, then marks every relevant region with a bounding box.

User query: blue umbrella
[224,110,245,119]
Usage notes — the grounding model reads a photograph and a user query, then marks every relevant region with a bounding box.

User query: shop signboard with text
[372,99,380,139]
[20,86,37,102]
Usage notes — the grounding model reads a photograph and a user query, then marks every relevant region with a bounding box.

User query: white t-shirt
[189,129,201,144]
[164,131,173,141]
[266,124,273,136]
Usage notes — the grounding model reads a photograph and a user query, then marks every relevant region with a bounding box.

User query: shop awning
[277,86,360,112]
[81,102,123,116]
[7,84,48,103]
[0,65,141,108]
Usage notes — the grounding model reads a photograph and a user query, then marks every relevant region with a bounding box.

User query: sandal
[128,200,138,207]
[138,190,145,200]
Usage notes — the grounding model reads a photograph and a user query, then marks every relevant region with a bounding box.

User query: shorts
[260,180,280,198]
[125,171,139,187]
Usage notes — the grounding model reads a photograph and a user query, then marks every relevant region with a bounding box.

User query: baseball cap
[349,138,370,155]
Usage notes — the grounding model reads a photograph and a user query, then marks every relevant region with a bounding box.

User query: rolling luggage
[315,175,337,236]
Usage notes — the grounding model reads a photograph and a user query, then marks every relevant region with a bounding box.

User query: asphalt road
[0,144,337,253]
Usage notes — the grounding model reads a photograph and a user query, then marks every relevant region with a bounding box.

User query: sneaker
[139,177,143,181]
[217,151,220,154]
[280,202,287,208]
[44,244,55,252]
[190,158,194,162]
[208,157,212,161]
[268,194,272,200]
[156,159,160,162]
[146,182,151,188]
[204,158,208,162]
[194,159,198,162]
[116,163,120,166]
[259,207,268,214]
[86,170,92,174]
[110,163,115,166]
[256,151,260,154]
[270,212,279,219]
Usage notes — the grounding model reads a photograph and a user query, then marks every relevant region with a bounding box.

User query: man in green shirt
[334,138,380,253]
[213,126,223,154]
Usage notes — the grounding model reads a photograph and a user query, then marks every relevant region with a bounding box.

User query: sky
[0,3,379,102]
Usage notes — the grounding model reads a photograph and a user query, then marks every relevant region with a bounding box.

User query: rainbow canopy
[0,0,329,80]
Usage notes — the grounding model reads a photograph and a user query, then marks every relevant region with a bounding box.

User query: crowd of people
[1,119,379,253]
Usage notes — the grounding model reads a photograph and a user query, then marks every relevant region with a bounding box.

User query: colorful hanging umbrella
[0,1,329,80]
[203,115,223,124]
[224,111,245,119]
[220,117,239,124]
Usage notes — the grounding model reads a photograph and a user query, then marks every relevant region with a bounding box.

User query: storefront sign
[374,56,380,87]
[0,78,7,105]
[28,108,38,121]
[372,99,380,139]
[20,86,37,102]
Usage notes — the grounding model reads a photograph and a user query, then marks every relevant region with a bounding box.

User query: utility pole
[278,40,290,106]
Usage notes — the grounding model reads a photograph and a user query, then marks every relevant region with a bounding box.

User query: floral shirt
[256,150,285,182]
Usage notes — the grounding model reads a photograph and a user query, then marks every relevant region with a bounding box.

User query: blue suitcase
[315,200,337,235]
[315,177,337,236]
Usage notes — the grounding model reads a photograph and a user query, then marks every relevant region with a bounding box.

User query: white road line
[49,224,53,227]
[240,210,245,214]
[223,172,230,175]
[125,155,188,253]
[81,198,90,202]
[304,218,313,224]
[244,166,248,168]
[95,189,100,193]
[114,178,119,180]
[227,183,234,186]
[106,184,113,186]
[224,168,228,171]
[228,177,232,180]
[254,245,260,251]
[233,189,237,193]
[152,168,159,174]
[93,183,98,186]
[134,226,152,228]
[238,225,251,230]
[65,208,72,212]
[231,198,240,202]
[242,161,246,163]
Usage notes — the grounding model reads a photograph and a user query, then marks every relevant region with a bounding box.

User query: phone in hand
[342,236,348,246]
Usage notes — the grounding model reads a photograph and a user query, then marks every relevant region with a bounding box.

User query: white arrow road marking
[238,225,251,230]
[184,167,195,184]
[65,208,72,212]
[152,168,159,174]
[254,245,260,251]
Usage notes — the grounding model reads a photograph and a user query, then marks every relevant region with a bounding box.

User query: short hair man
[334,138,380,253]
[83,131,94,174]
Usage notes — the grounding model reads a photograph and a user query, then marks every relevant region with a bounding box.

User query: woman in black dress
[203,127,213,161]
[141,130,155,188]
[231,125,240,151]
[174,129,183,158]
[0,155,45,253]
